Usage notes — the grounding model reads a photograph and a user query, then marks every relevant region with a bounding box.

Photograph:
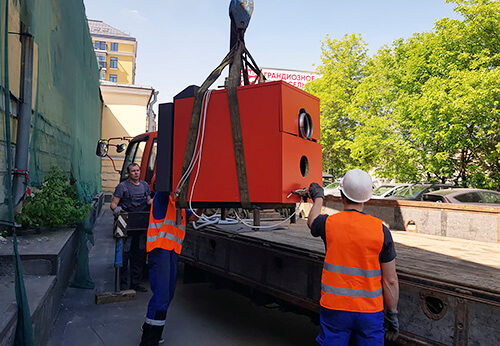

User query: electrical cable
[174,91,210,195]
[189,90,212,218]
[232,202,302,230]
[192,213,239,229]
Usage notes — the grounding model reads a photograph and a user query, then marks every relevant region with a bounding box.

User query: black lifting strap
[177,40,252,210]
[226,40,251,209]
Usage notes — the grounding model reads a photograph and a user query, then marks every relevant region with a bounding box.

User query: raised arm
[307,182,324,229]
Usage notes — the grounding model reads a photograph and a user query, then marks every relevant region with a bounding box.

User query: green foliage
[15,167,91,228]
[305,34,368,178]
[307,0,500,190]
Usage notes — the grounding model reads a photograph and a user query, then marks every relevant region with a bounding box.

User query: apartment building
[88,19,137,84]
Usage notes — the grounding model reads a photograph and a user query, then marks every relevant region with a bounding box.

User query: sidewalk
[48,205,319,346]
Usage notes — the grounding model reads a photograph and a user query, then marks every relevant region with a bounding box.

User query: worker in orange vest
[139,191,203,346]
[307,169,399,345]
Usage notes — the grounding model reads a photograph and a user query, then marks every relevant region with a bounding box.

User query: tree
[307,0,500,189]
[305,34,368,178]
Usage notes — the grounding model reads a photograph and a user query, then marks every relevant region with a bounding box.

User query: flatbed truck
[180,204,500,345]
[98,130,500,345]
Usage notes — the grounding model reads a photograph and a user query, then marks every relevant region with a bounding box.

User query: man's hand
[384,311,399,341]
[308,182,324,200]
[113,206,123,216]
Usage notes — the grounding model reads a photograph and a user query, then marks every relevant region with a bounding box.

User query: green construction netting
[1,0,102,343]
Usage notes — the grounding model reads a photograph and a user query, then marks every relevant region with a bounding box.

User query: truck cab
[119,131,157,192]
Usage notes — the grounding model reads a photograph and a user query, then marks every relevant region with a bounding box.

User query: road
[48,206,319,346]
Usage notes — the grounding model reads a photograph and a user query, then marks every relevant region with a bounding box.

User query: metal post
[221,208,227,221]
[13,25,34,207]
[290,207,296,224]
[252,206,260,231]
[114,238,123,292]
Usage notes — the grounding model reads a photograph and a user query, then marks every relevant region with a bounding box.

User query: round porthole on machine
[298,108,313,140]
[300,155,309,177]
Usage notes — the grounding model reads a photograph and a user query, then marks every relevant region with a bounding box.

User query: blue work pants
[146,248,179,322]
[316,307,384,345]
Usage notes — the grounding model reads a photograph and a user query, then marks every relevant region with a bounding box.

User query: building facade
[88,19,137,84]
[88,19,156,195]
[99,82,154,193]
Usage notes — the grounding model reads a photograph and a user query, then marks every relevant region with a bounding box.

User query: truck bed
[182,218,500,344]
[214,219,500,296]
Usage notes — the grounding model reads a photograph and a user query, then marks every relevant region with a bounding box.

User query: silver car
[371,184,410,199]
[422,188,500,205]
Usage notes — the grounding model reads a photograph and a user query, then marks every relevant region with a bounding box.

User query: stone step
[0,229,77,276]
[0,228,79,346]
[0,275,57,346]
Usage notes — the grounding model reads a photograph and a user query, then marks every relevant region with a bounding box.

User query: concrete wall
[319,197,500,243]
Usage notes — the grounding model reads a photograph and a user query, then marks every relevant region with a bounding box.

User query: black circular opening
[298,109,313,140]
[300,156,309,177]
[425,296,444,315]
[209,239,217,250]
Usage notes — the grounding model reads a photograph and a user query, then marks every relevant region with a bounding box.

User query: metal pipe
[12,25,34,207]
[147,90,158,132]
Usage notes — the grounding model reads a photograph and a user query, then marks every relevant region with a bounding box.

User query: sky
[83,0,461,106]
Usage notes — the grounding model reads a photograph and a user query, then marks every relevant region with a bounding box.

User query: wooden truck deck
[182,218,500,344]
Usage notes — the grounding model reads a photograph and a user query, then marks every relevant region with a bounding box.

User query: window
[96,55,106,69]
[455,192,482,203]
[109,74,117,82]
[99,70,106,80]
[94,41,106,50]
[121,139,147,181]
[144,139,157,184]
[481,191,500,204]
[110,57,118,69]
[111,42,118,51]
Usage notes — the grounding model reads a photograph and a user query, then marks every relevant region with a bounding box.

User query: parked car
[386,183,458,201]
[324,182,341,197]
[371,184,411,199]
[422,188,500,205]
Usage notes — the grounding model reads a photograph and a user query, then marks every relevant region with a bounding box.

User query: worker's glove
[384,311,399,341]
[113,206,123,216]
[308,182,324,200]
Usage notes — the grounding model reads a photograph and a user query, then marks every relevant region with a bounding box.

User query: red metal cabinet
[172,80,322,205]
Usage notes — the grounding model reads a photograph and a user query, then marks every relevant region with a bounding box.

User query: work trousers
[316,307,384,346]
[120,231,147,289]
[146,248,179,323]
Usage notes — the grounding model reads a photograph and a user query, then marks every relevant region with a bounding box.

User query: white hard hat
[339,169,373,203]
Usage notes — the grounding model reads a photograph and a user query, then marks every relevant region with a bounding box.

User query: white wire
[175,92,206,194]
[232,202,302,230]
[175,90,212,196]
[192,214,239,229]
[189,90,212,218]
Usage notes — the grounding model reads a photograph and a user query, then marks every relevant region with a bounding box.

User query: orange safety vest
[147,195,187,254]
[321,210,384,313]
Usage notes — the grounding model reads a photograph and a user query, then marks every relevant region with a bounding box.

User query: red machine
[172,80,322,205]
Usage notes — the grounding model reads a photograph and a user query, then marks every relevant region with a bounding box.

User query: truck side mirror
[96,140,109,157]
